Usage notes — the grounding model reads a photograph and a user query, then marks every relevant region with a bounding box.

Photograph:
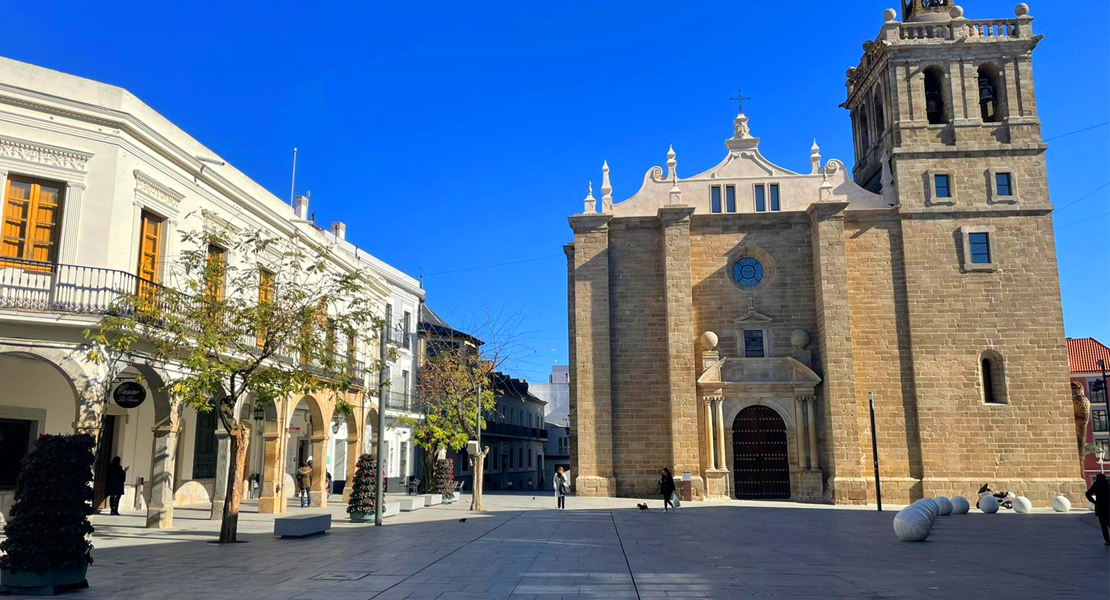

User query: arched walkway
[286,395,328,508]
[732,405,790,499]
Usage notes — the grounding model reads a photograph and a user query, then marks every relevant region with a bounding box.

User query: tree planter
[349,512,372,523]
[1,565,89,596]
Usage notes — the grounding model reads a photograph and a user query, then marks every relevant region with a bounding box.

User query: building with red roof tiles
[1067,338,1110,483]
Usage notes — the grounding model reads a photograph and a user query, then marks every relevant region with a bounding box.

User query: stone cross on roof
[729,89,751,114]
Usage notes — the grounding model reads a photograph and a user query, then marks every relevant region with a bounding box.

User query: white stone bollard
[951,496,970,514]
[936,496,953,516]
[979,495,999,514]
[894,506,932,542]
[1013,496,1032,514]
[919,498,939,521]
[1051,496,1071,513]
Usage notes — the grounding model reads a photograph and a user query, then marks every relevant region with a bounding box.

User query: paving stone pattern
[3,493,1106,599]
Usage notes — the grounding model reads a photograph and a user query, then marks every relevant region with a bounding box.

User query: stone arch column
[257,401,283,514]
[0,345,103,436]
[127,362,176,529]
[342,406,362,502]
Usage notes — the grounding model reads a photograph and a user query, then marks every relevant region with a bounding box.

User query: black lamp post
[331,417,341,435]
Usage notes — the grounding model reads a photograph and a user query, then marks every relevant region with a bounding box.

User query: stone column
[568,214,615,496]
[309,433,328,507]
[659,205,700,480]
[210,430,230,519]
[714,399,727,471]
[703,399,716,470]
[147,422,178,529]
[342,438,359,502]
[806,396,820,470]
[808,202,861,501]
[794,397,808,469]
[258,430,282,514]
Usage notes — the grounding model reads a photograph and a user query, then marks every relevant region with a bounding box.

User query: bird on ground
[459,518,467,523]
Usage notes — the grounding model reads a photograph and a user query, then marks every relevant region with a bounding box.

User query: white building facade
[0,57,412,526]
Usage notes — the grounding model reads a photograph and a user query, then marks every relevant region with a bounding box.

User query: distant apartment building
[1068,338,1110,484]
[531,365,569,426]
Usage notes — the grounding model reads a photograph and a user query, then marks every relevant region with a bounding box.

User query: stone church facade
[565,1,1086,506]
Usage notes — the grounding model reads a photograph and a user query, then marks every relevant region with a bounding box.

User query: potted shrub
[346,453,376,523]
[1,433,95,595]
[435,458,455,504]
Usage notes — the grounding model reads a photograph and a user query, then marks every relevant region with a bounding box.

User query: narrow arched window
[977,63,1003,123]
[859,111,870,151]
[980,350,1006,404]
[924,66,948,125]
[873,92,885,135]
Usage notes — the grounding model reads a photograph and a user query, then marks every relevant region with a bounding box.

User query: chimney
[294,193,310,220]
[331,221,346,240]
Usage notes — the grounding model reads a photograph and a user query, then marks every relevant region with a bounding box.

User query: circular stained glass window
[732,257,764,288]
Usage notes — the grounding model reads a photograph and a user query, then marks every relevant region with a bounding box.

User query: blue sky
[3,1,1106,381]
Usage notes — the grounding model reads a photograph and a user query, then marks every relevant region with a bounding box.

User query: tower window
[725,186,736,213]
[742,330,766,358]
[754,185,766,212]
[924,66,948,125]
[977,64,1003,123]
[979,350,1007,404]
[934,175,951,198]
[995,173,1013,197]
[968,233,991,264]
[710,186,722,213]
[769,184,780,211]
[859,111,870,151]
[873,92,885,135]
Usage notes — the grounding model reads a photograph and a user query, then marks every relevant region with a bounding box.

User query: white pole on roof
[289,147,298,207]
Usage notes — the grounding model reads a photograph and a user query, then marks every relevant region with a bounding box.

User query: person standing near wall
[660,467,676,512]
[296,460,313,508]
[107,457,128,516]
[1086,473,1110,546]
[554,466,568,510]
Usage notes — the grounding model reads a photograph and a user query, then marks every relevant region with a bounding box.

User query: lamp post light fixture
[332,416,342,435]
[253,405,265,422]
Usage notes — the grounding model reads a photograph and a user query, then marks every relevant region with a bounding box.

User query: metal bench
[274,513,331,538]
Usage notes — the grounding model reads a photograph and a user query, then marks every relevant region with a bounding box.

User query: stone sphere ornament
[1015,3,1029,17]
[919,498,939,520]
[791,329,810,350]
[951,496,970,514]
[1013,496,1032,514]
[949,5,964,18]
[700,331,719,351]
[1051,496,1071,513]
[979,495,999,514]
[936,496,953,516]
[883,8,897,22]
[893,507,932,542]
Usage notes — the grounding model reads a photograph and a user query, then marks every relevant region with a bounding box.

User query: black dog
[637,503,649,511]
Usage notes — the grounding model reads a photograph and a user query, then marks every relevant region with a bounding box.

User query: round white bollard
[1013,496,1032,514]
[1051,496,1071,513]
[919,498,939,520]
[951,496,970,514]
[893,507,932,542]
[979,495,999,514]
[936,496,953,516]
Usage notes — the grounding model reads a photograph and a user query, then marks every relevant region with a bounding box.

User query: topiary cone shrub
[434,458,454,502]
[0,434,95,574]
[346,453,376,521]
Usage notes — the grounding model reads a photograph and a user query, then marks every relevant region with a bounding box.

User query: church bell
[978,77,995,103]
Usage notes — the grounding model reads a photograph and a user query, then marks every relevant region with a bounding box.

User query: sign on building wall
[112,381,146,409]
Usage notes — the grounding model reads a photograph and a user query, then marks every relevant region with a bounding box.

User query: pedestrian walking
[296,460,313,508]
[1085,473,1110,546]
[554,466,568,510]
[660,467,676,512]
[107,456,128,515]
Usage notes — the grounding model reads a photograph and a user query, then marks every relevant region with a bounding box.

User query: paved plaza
[3,493,1108,599]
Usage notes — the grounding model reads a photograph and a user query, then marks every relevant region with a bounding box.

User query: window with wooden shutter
[1,176,64,269]
[205,244,227,301]
[136,210,164,299]
[257,268,275,349]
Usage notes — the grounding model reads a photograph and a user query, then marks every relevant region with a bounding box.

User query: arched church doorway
[732,405,790,499]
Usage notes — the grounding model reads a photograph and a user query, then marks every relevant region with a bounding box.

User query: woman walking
[107,456,128,516]
[660,467,676,512]
[1086,473,1110,546]
[554,466,568,510]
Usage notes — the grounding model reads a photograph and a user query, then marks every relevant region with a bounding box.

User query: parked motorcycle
[976,483,1015,509]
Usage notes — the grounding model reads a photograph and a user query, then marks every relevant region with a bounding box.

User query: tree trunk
[470,447,489,512]
[218,425,249,543]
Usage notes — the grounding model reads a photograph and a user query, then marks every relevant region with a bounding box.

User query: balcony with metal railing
[0,258,365,388]
[483,421,548,440]
[382,390,417,413]
[383,325,411,349]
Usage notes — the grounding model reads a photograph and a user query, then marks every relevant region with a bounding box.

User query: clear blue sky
[3,1,1106,381]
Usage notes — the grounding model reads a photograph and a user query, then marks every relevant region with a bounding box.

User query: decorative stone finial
[668,173,682,205]
[583,181,596,214]
[734,112,752,139]
[700,331,719,351]
[883,8,897,22]
[819,171,833,202]
[810,139,822,174]
[950,5,964,18]
[666,145,677,180]
[601,161,613,213]
[1015,3,1029,17]
[790,329,810,350]
[880,151,895,205]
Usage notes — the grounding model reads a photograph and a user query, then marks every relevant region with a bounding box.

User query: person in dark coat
[1086,473,1110,546]
[107,456,128,516]
[660,467,676,512]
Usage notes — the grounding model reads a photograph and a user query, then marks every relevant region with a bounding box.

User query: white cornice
[0,133,91,172]
[134,169,184,208]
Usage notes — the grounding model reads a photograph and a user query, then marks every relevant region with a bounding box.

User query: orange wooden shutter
[2,177,64,268]
[136,210,163,290]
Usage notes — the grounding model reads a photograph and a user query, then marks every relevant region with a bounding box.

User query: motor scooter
[976,483,1015,509]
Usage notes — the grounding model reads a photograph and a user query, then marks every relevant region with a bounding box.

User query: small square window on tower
[988,169,1018,204]
[959,226,997,272]
[754,184,766,212]
[710,186,722,213]
[926,170,956,205]
[725,185,736,213]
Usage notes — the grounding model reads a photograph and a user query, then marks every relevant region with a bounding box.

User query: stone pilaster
[808,201,864,503]
[310,433,328,507]
[659,205,700,489]
[210,430,230,519]
[568,214,616,496]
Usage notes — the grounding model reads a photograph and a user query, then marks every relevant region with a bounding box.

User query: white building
[0,56,413,526]
[530,365,569,426]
